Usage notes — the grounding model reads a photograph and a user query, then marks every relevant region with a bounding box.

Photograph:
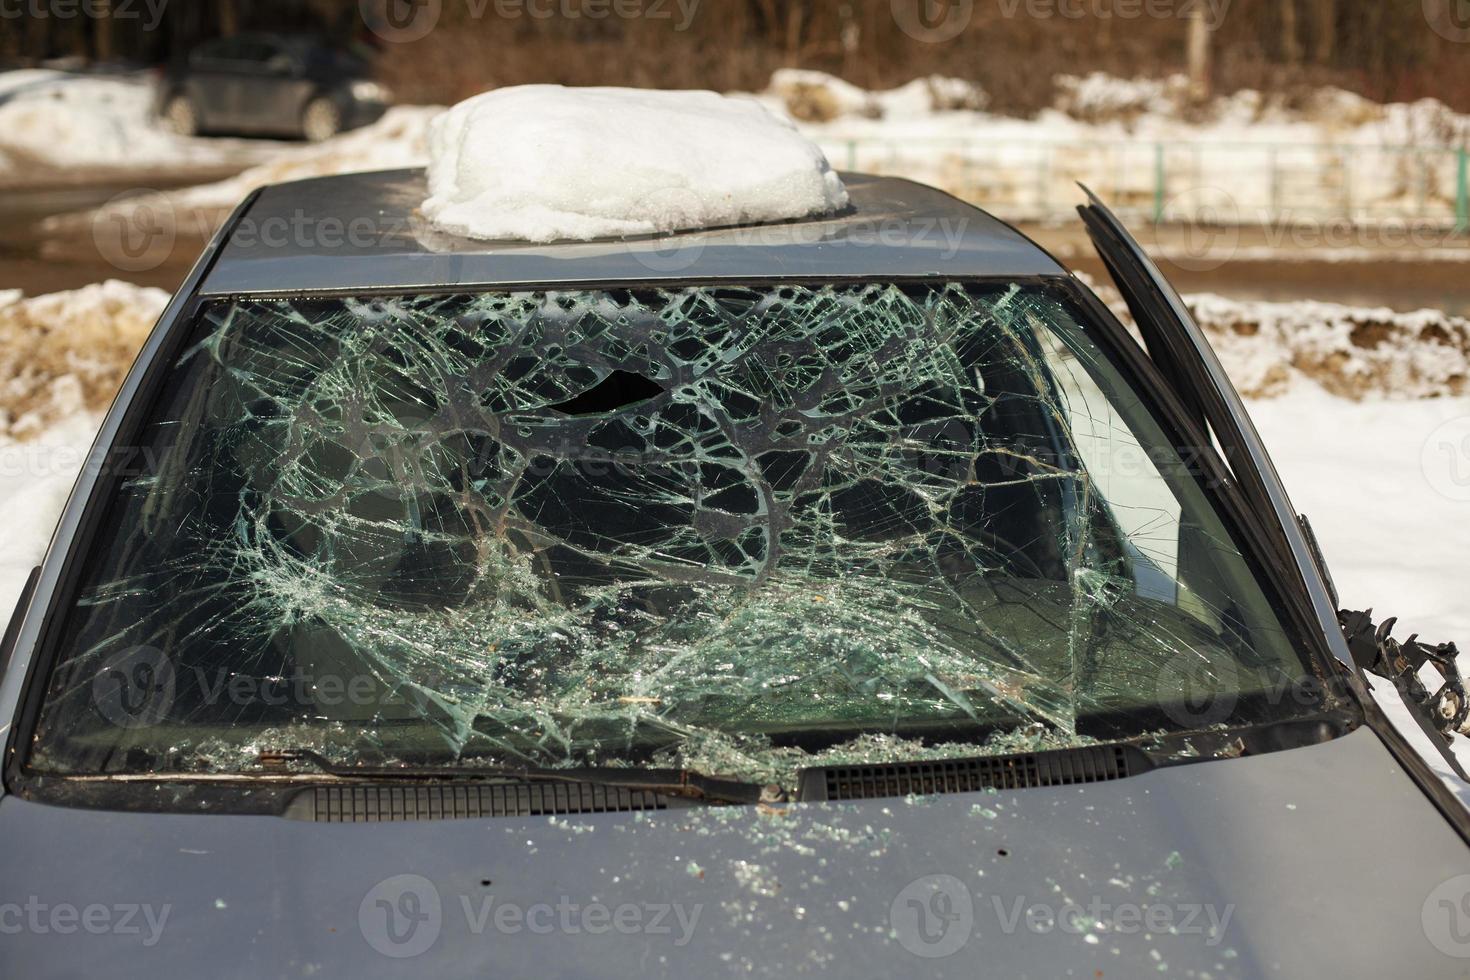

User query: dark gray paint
[199,171,1065,296]
[2,729,1467,978]
[3,171,1467,979]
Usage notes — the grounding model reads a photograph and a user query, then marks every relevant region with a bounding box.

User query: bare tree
[1312,0,1335,64]
[1281,0,1301,67]
[1186,7,1213,103]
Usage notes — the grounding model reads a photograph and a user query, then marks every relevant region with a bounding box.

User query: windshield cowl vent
[798,744,1146,802]
[286,783,672,822]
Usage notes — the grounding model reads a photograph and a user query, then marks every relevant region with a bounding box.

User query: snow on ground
[1249,388,1470,795]
[755,70,1470,228]
[0,411,98,619]
[423,86,847,242]
[167,104,440,213]
[1189,293,1470,399]
[24,67,1470,243]
[41,104,442,244]
[0,280,167,440]
[0,69,247,176]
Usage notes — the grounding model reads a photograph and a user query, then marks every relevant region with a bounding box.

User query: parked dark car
[3,169,1469,977]
[156,33,389,141]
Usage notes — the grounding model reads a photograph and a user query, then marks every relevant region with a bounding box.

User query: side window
[232,40,269,63]
[190,38,243,67]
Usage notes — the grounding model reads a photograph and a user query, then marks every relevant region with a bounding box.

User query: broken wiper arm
[255,748,775,805]
[1341,608,1470,780]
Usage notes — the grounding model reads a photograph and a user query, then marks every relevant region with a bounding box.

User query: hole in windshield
[550,369,666,416]
[28,282,1333,788]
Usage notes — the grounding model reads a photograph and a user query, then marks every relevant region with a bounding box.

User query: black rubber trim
[0,567,40,688]
[285,782,671,821]
[798,744,1147,801]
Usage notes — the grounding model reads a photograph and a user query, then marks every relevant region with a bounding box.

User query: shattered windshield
[31,282,1329,783]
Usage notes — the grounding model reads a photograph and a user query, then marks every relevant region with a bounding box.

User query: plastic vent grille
[287,783,670,822]
[803,744,1137,801]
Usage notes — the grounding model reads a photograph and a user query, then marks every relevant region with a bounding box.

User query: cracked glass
[31,282,1330,782]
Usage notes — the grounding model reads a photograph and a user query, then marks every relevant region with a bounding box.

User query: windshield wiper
[255,748,776,806]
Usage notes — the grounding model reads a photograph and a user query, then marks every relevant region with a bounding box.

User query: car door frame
[1077,188,1350,669]
[1077,188,1470,829]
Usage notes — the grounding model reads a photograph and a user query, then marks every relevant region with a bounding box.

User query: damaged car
[2,168,1469,978]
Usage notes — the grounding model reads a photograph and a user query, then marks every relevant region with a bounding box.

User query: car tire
[301,97,342,142]
[162,94,199,137]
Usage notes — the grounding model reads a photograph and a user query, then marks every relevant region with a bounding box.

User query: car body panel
[3,170,1467,978]
[1,728,1466,978]
[198,170,1066,295]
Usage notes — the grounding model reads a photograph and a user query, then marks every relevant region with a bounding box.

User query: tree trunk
[218,0,240,37]
[94,0,115,62]
[1186,9,1213,104]
[1281,0,1301,67]
[1312,0,1335,64]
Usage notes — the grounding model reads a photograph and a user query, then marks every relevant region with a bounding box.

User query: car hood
[1,726,1467,979]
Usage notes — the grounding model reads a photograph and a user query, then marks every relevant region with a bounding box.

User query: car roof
[198,168,1065,296]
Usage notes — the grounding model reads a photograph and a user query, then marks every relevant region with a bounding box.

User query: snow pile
[0,281,168,440]
[756,70,1470,227]
[0,411,100,615]
[767,69,986,122]
[1052,72,1185,125]
[422,86,849,243]
[169,105,440,213]
[1187,294,1470,399]
[0,70,238,176]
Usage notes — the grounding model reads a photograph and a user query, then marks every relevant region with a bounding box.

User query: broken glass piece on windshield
[32,282,1326,785]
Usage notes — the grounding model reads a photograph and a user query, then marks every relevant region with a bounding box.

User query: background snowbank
[0,70,241,176]
[0,280,167,440]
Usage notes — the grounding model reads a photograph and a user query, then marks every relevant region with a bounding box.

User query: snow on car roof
[423,85,850,243]
[201,169,1063,295]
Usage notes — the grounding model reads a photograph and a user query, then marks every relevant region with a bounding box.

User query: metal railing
[820,137,1470,233]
